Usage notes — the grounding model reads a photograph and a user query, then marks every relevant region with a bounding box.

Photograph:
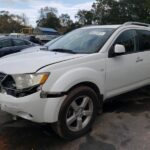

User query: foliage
[65,22,82,33]
[1,0,150,34]
[37,7,61,30]
[76,0,150,25]
[59,14,73,27]
[0,11,27,33]
[76,10,94,25]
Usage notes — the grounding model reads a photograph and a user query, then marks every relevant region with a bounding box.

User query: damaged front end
[0,72,49,98]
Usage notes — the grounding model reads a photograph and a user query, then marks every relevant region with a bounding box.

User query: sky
[0,0,94,27]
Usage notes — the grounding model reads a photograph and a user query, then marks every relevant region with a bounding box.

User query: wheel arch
[67,81,103,110]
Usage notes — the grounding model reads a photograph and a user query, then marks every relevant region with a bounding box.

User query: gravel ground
[0,87,150,150]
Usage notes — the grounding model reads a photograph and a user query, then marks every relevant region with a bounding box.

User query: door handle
[136,57,143,63]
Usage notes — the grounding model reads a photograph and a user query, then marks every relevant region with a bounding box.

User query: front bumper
[0,91,66,123]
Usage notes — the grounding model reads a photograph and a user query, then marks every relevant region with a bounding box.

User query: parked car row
[0,34,62,58]
[10,34,42,45]
[0,37,38,57]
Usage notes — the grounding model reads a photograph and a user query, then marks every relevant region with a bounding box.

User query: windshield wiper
[50,49,77,54]
[40,46,48,51]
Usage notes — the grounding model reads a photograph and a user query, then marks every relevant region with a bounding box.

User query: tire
[51,86,101,140]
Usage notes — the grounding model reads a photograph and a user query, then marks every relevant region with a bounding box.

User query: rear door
[133,29,150,84]
[12,39,31,51]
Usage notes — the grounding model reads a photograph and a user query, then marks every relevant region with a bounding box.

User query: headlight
[11,73,49,90]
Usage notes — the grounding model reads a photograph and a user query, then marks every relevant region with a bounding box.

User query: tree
[0,11,27,33]
[91,0,122,24]
[91,0,150,25]
[20,13,29,26]
[76,10,94,25]
[65,22,82,33]
[59,14,73,27]
[119,0,150,23]
[37,7,61,30]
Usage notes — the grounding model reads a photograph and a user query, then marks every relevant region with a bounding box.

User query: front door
[105,29,138,98]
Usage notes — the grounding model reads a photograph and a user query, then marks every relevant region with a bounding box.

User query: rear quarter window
[24,40,31,45]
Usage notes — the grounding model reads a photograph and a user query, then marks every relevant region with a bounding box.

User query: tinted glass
[48,28,115,54]
[115,30,136,53]
[137,30,150,51]
[0,39,12,48]
[24,40,31,45]
[13,39,26,46]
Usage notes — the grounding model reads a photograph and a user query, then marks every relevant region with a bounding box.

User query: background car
[0,37,38,57]
[28,36,42,45]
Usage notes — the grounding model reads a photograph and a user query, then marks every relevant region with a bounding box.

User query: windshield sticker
[89,31,106,36]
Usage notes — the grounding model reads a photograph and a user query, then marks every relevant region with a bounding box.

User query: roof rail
[123,22,150,27]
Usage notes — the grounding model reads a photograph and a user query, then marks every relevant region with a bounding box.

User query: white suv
[0,22,149,139]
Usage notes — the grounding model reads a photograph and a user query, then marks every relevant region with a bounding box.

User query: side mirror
[114,44,126,55]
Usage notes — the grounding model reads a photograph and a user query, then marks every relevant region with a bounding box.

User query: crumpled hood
[0,50,84,74]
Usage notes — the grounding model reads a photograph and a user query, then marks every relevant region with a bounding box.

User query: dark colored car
[29,36,42,45]
[0,37,38,57]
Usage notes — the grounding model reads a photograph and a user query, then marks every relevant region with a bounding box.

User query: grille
[0,73,7,83]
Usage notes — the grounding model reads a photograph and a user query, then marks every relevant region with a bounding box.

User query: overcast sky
[0,0,94,27]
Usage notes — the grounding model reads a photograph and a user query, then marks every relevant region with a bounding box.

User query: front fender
[43,67,105,95]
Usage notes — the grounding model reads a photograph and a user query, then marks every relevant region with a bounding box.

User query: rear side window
[13,39,26,46]
[114,30,136,53]
[24,40,31,45]
[0,39,12,48]
[137,30,150,51]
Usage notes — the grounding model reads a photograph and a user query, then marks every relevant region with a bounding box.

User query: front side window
[137,30,150,51]
[0,39,12,48]
[48,28,115,54]
[114,30,136,53]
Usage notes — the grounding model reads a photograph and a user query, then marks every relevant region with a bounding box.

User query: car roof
[0,36,33,44]
[81,25,121,29]
[80,22,150,30]
[0,36,6,39]
[0,36,11,40]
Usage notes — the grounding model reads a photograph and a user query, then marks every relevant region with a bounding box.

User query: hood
[0,50,84,74]
[21,46,42,53]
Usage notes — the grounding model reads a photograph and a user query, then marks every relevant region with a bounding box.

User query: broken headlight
[11,73,49,90]
[1,73,49,97]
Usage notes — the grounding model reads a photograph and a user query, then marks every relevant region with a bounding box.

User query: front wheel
[52,86,101,139]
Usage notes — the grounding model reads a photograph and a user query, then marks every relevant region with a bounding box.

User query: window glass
[137,30,150,51]
[24,40,31,45]
[0,39,12,48]
[13,39,26,46]
[115,30,136,53]
[48,28,115,54]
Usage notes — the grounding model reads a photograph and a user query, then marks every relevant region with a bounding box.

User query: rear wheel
[52,86,102,139]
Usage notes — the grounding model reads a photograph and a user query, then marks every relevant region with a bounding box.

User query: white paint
[0,24,150,123]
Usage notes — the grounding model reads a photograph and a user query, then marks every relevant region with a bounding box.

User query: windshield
[48,28,115,54]
[45,36,62,47]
